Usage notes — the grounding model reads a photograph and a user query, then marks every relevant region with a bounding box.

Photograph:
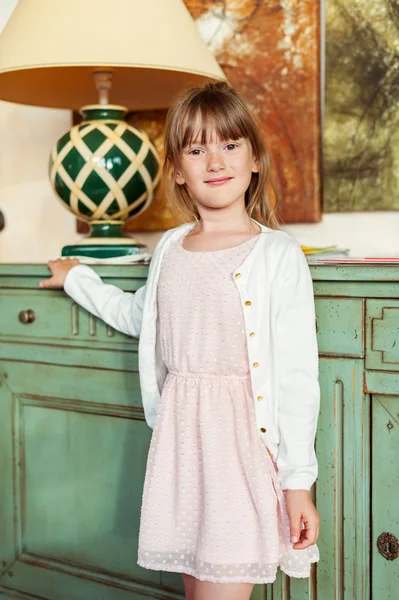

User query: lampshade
[0,0,226,109]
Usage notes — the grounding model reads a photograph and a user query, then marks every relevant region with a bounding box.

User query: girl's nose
[207,151,226,171]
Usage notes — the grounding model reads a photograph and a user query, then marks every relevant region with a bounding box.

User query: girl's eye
[225,143,238,151]
[188,148,203,156]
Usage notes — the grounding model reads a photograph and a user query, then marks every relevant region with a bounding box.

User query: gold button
[249,332,255,337]
[235,272,241,278]
[257,395,263,401]
[245,300,252,306]
[253,362,259,368]
[260,427,267,433]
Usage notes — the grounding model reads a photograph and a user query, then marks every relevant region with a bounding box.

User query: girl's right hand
[39,258,80,289]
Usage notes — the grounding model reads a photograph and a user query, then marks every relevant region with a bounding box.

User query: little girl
[40,82,320,600]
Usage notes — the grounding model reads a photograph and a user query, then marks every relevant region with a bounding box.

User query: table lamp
[0,0,225,259]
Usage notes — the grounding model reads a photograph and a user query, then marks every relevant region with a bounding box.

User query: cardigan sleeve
[275,240,320,490]
[64,264,147,338]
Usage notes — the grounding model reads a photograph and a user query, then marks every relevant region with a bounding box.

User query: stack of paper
[301,245,350,263]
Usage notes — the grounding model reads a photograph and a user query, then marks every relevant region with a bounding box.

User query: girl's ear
[252,155,259,174]
[174,169,186,185]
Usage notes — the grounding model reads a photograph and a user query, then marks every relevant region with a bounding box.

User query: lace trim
[137,548,319,583]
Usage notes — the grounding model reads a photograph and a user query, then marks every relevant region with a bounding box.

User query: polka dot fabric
[137,232,319,583]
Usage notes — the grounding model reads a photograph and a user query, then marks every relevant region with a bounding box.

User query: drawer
[314,297,364,357]
[0,289,136,349]
[366,299,399,371]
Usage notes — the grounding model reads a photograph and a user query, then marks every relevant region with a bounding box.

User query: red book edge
[316,258,399,263]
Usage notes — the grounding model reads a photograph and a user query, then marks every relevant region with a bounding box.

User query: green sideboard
[0,263,398,600]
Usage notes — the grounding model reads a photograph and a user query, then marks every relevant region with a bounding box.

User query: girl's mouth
[204,177,233,186]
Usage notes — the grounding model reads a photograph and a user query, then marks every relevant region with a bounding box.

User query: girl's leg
[194,581,254,600]
[181,573,196,600]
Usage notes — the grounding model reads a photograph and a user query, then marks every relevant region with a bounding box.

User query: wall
[1,0,398,262]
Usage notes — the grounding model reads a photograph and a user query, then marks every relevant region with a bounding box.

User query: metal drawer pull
[18,310,36,324]
[377,532,399,561]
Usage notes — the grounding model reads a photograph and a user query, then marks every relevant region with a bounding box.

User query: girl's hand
[285,489,320,549]
[39,258,80,289]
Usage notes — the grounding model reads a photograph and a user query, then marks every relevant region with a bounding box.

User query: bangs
[179,98,249,151]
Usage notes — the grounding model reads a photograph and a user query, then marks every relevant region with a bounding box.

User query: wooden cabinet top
[1,262,399,285]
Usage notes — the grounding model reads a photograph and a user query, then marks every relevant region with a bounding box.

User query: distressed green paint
[0,342,139,374]
[0,361,166,599]
[316,358,369,600]
[365,370,399,396]
[0,290,138,346]
[311,263,399,282]
[371,396,399,599]
[315,297,364,357]
[0,371,15,575]
[366,299,399,370]
[0,264,398,599]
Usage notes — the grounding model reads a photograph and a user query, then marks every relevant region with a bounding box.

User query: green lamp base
[61,243,147,259]
[61,221,148,259]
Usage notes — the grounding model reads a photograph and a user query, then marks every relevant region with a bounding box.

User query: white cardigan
[64,218,320,490]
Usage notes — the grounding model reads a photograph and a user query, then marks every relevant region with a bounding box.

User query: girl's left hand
[285,489,320,549]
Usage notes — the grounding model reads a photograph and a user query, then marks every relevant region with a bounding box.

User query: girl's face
[174,126,258,212]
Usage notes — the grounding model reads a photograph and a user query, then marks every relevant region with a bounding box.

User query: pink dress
[137,232,319,583]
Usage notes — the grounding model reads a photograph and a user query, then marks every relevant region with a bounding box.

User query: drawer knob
[377,532,399,561]
[19,310,36,324]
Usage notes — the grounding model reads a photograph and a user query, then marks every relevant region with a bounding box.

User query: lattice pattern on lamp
[50,118,161,222]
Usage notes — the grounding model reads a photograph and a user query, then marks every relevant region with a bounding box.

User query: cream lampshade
[0,0,225,259]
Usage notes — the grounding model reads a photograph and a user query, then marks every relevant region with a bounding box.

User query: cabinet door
[371,395,399,600]
[0,360,185,600]
[251,357,368,600]
[309,357,368,600]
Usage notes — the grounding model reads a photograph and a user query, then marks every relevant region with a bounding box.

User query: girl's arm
[275,240,320,491]
[40,259,146,338]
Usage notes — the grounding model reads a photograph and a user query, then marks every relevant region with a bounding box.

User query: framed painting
[324,0,399,211]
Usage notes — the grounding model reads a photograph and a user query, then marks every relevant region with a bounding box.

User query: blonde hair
[163,81,281,229]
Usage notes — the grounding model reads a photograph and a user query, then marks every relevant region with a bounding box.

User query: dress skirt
[137,232,319,583]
